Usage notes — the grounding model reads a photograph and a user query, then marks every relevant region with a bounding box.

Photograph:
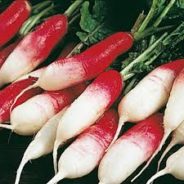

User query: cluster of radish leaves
[120,0,184,93]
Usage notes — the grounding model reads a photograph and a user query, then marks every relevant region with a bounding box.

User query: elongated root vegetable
[53,70,123,172]
[112,59,184,146]
[9,83,86,135]
[147,146,184,184]
[47,109,118,184]
[37,32,133,91]
[98,113,164,184]
[133,65,184,181]
[157,120,184,170]
[15,108,67,184]
[0,40,19,68]
[0,14,68,86]
[0,0,31,47]
[0,77,42,124]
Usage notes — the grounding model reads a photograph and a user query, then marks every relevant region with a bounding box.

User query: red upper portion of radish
[160,59,184,76]
[0,77,42,123]
[122,113,164,158]
[0,40,19,68]
[0,0,31,47]
[38,32,133,91]
[14,14,68,67]
[77,32,133,79]
[90,70,123,109]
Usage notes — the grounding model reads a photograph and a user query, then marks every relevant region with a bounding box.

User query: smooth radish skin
[111,59,184,146]
[133,65,184,181]
[98,113,164,184]
[0,0,31,47]
[15,108,67,184]
[53,70,123,172]
[157,121,184,171]
[0,77,42,124]
[0,40,19,68]
[47,109,118,184]
[147,146,184,184]
[36,32,133,91]
[9,83,86,136]
[0,14,68,86]
[16,67,45,81]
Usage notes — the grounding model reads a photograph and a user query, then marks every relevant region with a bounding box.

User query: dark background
[0,0,183,184]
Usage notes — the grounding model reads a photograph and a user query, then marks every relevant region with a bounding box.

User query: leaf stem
[120,33,168,76]
[64,0,84,18]
[153,0,176,27]
[138,0,159,32]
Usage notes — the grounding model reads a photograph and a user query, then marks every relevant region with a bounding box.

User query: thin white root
[10,82,39,112]
[47,172,66,184]
[107,118,126,150]
[131,130,171,182]
[0,124,14,130]
[146,169,168,184]
[15,157,29,184]
[53,142,60,174]
[157,140,176,172]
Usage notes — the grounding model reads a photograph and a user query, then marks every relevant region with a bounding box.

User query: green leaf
[77,0,113,46]
[177,0,184,8]
[79,1,98,33]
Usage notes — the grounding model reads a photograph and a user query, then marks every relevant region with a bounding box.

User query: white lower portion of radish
[56,85,110,142]
[15,109,67,184]
[98,140,146,184]
[16,67,45,81]
[147,146,184,184]
[10,94,57,135]
[38,59,86,91]
[164,84,184,130]
[59,136,105,179]
[119,69,174,122]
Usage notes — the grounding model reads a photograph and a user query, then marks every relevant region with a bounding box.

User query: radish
[98,113,164,184]
[53,70,123,172]
[0,0,31,47]
[157,121,184,170]
[3,83,86,136]
[0,14,68,87]
[0,77,42,124]
[0,40,19,68]
[47,109,118,184]
[36,32,133,91]
[111,59,184,146]
[132,65,184,181]
[146,146,184,184]
[15,108,67,184]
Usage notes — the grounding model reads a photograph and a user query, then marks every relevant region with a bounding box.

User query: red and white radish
[53,70,123,172]
[15,108,67,184]
[0,77,42,124]
[133,65,184,181]
[0,0,31,47]
[98,113,164,184]
[147,146,184,184]
[0,14,68,86]
[36,32,133,91]
[7,83,86,136]
[111,59,184,146]
[157,121,184,171]
[47,109,118,184]
[0,40,19,68]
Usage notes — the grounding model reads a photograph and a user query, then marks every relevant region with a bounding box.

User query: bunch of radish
[1,1,184,184]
